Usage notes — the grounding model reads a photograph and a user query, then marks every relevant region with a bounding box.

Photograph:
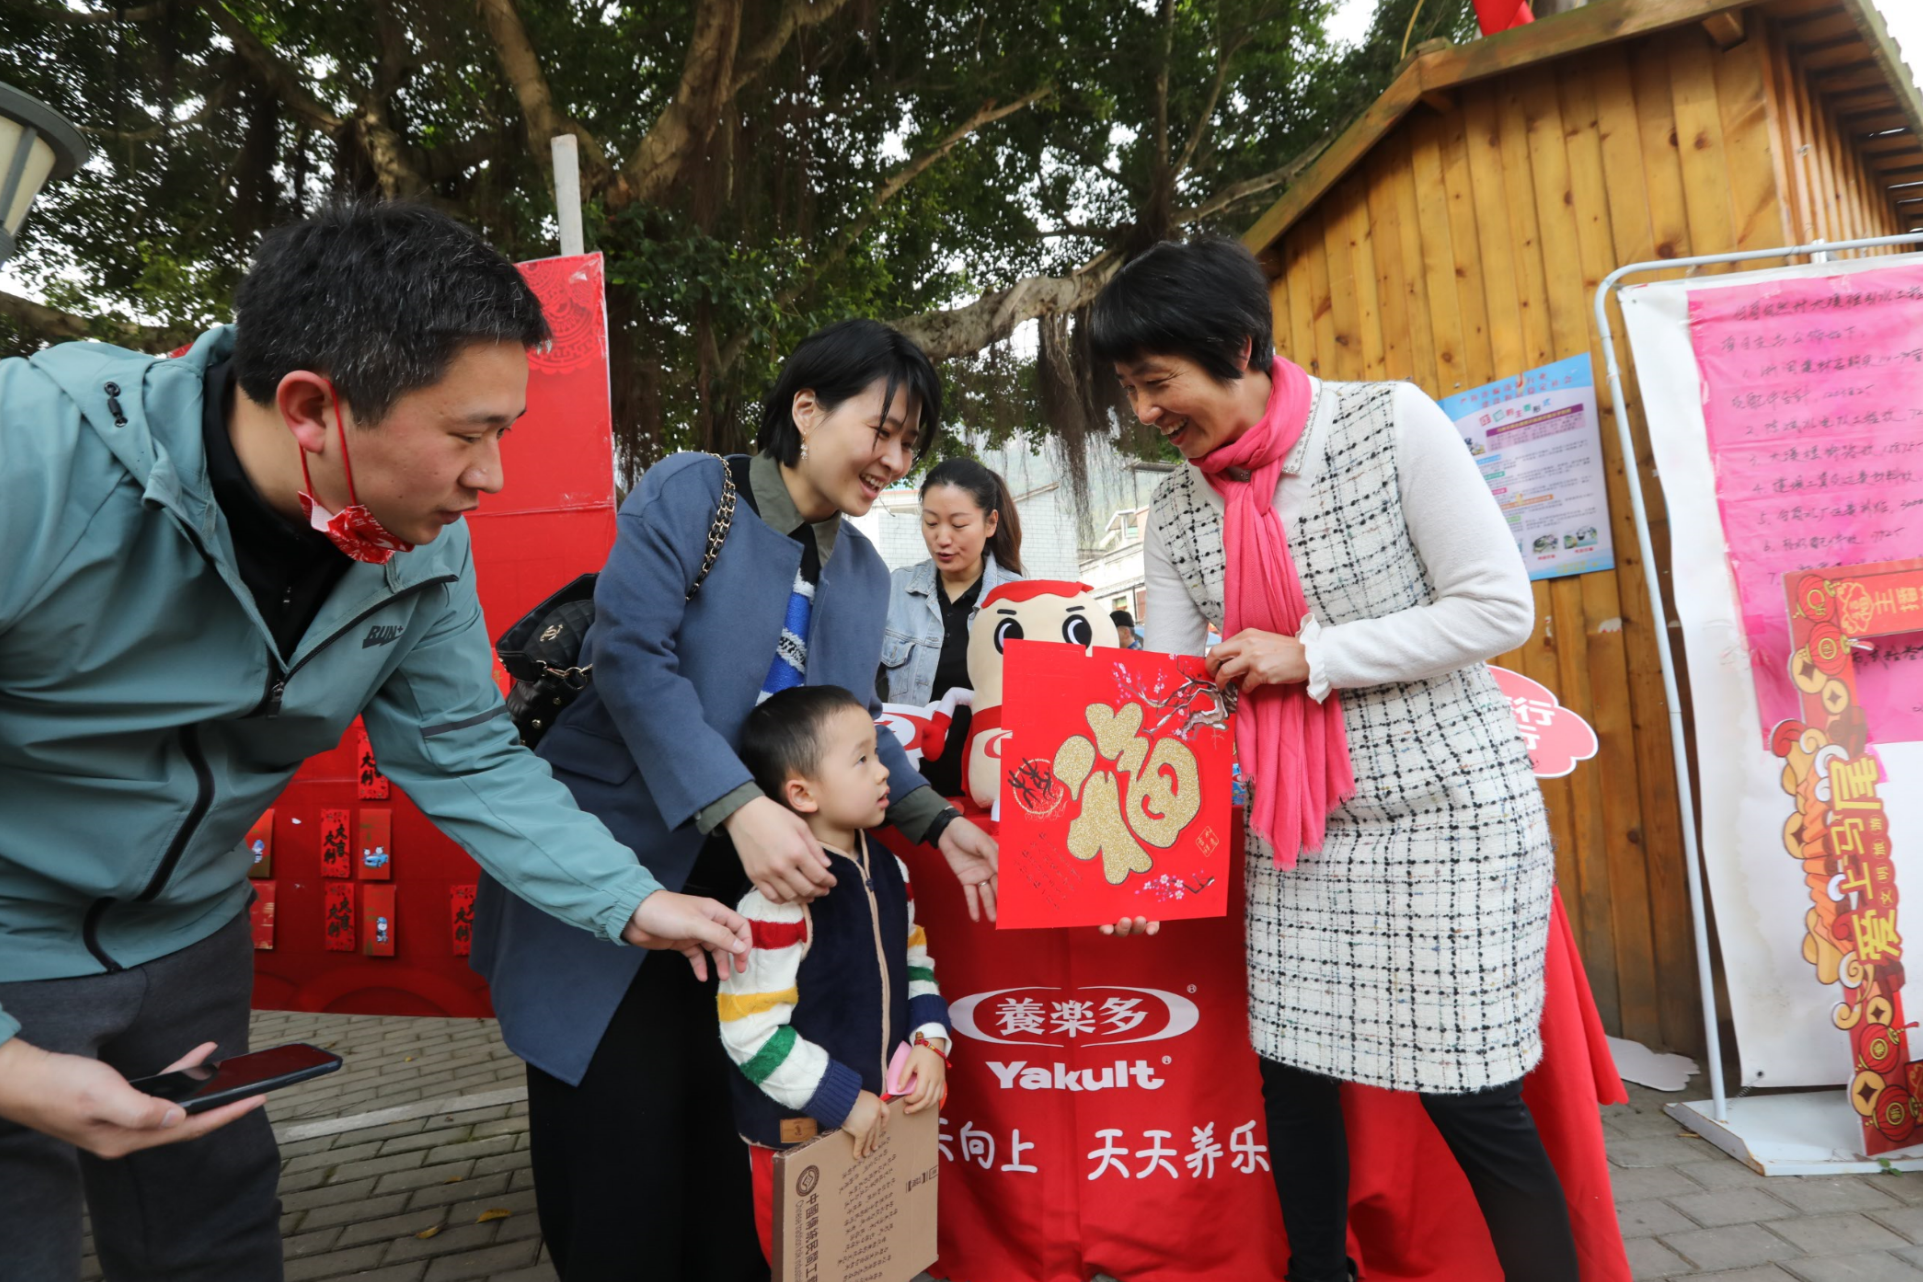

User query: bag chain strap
[687,452,736,601]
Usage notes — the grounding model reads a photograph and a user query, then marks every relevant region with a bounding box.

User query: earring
[799,438,810,461]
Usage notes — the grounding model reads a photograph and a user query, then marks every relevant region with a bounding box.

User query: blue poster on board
[1438,354,1616,581]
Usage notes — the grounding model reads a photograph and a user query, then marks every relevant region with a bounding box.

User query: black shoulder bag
[496,455,737,747]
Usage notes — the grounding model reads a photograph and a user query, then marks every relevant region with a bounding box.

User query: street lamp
[0,82,89,265]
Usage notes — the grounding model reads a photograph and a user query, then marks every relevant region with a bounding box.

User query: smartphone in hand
[128,1043,343,1114]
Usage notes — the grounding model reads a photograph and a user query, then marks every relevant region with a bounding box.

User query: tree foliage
[0,0,1475,481]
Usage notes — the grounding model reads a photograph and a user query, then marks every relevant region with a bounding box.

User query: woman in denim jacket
[877,458,1023,794]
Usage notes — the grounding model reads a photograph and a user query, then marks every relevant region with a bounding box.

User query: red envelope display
[450,884,477,957]
[243,809,274,879]
[358,808,393,880]
[362,884,397,957]
[997,641,1234,929]
[250,881,276,950]
[355,726,390,800]
[319,808,352,879]
[323,883,355,952]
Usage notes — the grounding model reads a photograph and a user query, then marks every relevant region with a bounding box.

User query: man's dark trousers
[0,912,283,1281]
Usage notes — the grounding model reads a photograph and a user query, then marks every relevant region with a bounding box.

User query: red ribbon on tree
[1472,0,1534,35]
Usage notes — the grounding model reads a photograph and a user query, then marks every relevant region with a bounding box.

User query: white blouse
[1142,379,1535,699]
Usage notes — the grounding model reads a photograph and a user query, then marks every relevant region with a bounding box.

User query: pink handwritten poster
[1688,264,1923,741]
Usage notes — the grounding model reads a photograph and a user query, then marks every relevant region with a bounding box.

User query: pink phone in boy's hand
[882,1042,915,1099]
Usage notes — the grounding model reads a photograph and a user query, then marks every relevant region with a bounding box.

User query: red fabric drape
[888,811,1629,1281]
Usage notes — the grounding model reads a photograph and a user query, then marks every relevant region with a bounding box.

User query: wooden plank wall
[1260,11,1857,1056]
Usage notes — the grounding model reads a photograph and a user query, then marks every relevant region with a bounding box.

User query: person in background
[1097,238,1579,1282]
[717,685,950,1264]
[878,457,1024,796]
[1110,609,1144,649]
[471,318,998,1282]
[0,201,748,1282]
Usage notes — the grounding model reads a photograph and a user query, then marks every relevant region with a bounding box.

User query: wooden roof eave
[1241,55,1425,254]
[1243,0,1921,255]
[1829,0,1923,220]
[1243,0,1762,253]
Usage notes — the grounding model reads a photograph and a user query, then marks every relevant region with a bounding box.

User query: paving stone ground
[72,1011,1923,1279]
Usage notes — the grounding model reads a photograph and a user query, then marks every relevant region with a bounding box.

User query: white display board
[1620,255,1923,1090]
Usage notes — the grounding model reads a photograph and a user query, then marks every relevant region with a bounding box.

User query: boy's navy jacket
[723,838,950,1149]
[470,452,935,1086]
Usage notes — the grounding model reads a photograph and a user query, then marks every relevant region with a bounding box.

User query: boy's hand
[840,1090,889,1158]
[901,1045,948,1115]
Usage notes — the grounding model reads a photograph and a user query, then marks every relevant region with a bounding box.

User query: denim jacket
[878,552,1021,706]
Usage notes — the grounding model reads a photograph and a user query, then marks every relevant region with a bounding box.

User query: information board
[1440,353,1615,580]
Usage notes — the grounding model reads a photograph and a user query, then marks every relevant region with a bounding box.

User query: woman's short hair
[756,319,943,465]
[1088,238,1275,383]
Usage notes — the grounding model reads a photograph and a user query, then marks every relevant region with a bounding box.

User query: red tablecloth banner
[883,814,1629,1282]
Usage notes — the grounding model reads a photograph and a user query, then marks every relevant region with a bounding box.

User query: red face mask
[297,382,415,565]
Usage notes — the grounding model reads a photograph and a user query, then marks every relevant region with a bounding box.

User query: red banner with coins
[1777,558,1923,1154]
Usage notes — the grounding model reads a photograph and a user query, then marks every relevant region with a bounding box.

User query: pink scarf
[1194,358,1355,867]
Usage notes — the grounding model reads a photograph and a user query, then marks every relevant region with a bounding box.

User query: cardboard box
[771,1100,939,1282]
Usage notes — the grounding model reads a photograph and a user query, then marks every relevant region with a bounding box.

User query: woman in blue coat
[471,320,999,1281]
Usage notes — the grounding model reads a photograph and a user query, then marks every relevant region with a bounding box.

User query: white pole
[551,133,584,258]
[1592,230,1923,1125]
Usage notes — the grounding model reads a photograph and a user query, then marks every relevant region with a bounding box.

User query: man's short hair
[739,685,871,806]
[1088,238,1274,383]
[232,200,551,424]
[1110,609,1135,630]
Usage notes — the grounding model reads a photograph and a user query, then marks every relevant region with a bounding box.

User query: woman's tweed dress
[1149,381,1555,1094]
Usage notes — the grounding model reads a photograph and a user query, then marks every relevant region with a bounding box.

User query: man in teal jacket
[0,202,749,1281]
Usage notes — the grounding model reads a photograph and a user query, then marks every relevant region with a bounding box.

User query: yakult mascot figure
[963,581,1119,810]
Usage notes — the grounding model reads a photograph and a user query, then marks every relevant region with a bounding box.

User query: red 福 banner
[998,642,1234,929]
[1776,558,1923,1154]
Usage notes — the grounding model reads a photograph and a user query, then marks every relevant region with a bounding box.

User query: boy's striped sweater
[717,832,948,1145]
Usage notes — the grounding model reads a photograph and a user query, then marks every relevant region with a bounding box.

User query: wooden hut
[1240,0,1923,1058]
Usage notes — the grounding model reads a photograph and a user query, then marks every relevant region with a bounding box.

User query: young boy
[718,684,951,1260]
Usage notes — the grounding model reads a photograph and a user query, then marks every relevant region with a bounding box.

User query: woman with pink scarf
[1097,240,1574,1282]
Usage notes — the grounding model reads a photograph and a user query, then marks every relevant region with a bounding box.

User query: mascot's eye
[993,618,1025,653]
[1062,615,1094,646]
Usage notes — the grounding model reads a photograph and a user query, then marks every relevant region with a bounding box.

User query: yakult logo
[949,991,1199,1091]
[951,985,1197,1092]
[950,985,1200,1048]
